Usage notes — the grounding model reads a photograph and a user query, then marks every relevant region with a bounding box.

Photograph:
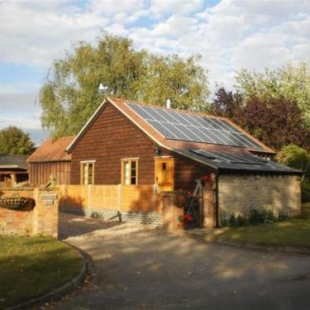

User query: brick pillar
[161,192,184,232]
[203,188,216,229]
[33,189,59,238]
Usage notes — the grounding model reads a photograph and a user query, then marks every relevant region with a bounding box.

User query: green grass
[210,219,310,248]
[0,236,84,309]
[208,203,310,248]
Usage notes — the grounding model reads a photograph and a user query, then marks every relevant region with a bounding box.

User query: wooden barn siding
[58,184,157,212]
[71,104,158,185]
[172,152,215,192]
[28,161,71,186]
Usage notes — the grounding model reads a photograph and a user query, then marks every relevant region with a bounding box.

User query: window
[122,159,138,185]
[80,161,95,185]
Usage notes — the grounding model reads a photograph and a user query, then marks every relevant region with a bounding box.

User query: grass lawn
[0,236,84,309]
[207,203,310,248]
[209,219,310,248]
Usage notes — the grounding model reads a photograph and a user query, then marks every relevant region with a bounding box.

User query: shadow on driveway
[45,211,310,309]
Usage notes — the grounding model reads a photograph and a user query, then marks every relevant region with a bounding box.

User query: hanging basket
[0,197,35,210]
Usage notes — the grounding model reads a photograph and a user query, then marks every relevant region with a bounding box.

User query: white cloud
[0,0,310,144]
[150,0,203,16]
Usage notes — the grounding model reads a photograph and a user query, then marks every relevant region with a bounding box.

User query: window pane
[123,160,138,185]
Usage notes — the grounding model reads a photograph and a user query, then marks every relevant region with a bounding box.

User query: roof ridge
[107,96,228,121]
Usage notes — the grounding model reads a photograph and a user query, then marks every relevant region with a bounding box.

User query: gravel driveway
[42,211,310,310]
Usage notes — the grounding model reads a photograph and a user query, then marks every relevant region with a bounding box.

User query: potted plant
[201,173,216,188]
[178,213,194,227]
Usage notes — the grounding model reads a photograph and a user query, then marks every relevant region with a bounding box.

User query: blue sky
[0,0,309,145]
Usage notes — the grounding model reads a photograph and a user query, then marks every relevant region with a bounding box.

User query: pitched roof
[67,97,274,153]
[27,136,74,162]
[0,154,28,170]
[66,97,301,175]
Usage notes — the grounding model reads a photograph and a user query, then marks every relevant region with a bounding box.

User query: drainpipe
[215,170,220,228]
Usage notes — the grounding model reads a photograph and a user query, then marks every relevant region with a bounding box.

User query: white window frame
[80,160,96,185]
[121,158,139,185]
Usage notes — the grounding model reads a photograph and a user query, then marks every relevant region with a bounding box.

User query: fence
[57,184,162,226]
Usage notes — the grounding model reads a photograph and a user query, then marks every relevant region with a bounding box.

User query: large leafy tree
[0,126,35,155]
[209,87,243,122]
[40,33,146,138]
[237,97,310,151]
[210,88,310,151]
[138,54,209,111]
[40,32,209,138]
[235,61,310,125]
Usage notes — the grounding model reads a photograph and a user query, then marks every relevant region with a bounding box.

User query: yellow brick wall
[0,188,58,238]
[218,174,301,219]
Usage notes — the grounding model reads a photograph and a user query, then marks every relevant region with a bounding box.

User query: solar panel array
[190,149,267,165]
[127,103,264,150]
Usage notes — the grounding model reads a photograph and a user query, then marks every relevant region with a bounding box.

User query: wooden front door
[155,157,174,192]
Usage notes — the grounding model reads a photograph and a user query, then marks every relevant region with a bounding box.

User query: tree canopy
[235,61,310,126]
[209,87,243,123]
[40,32,209,138]
[237,97,310,151]
[0,126,35,155]
[211,88,310,151]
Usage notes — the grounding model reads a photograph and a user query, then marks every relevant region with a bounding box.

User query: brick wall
[0,188,58,238]
[218,174,301,220]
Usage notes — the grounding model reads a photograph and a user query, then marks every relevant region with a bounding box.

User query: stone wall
[218,174,301,220]
[0,188,58,238]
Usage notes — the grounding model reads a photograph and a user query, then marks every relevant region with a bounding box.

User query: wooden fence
[57,184,160,213]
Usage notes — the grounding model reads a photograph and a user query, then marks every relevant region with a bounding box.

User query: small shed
[65,97,302,227]
[27,136,74,186]
[0,154,29,187]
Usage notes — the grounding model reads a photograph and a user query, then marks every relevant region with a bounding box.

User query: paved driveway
[45,212,310,309]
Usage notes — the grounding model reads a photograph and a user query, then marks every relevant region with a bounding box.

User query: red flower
[201,173,215,181]
[178,214,193,222]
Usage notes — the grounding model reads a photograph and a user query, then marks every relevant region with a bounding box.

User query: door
[155,157,174,192]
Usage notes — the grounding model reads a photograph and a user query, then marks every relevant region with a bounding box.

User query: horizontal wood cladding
[172,152,214,191]
[29,161,71,186]
[71,104,157,185]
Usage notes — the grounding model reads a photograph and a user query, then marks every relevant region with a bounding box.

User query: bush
[221,207,280,228]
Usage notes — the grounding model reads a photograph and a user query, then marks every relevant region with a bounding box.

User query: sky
[0,0,309,146]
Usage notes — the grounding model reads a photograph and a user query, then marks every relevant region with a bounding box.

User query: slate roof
[178,149,302,174]
[27,136,74,162]
[67,97,301,175]
[0,154,28,170]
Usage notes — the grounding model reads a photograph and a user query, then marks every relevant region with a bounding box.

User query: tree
[236,97,310,151]
[235,61,310,125]
[40,33,146,138]
[0,126,35,155]
[276,144,310,202]
[275,144,309,171]
[40,32,209,138]
[138,54,209,111]
[209,87,243,122]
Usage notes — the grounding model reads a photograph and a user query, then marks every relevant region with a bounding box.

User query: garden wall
[218,174,301,222]
[0,188,58,238]
[58,184,162,226]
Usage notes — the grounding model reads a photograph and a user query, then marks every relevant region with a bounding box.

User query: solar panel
[190,149,267,164]
[127,103,264,150]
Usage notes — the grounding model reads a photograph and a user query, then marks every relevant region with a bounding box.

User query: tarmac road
[42,212,310,310]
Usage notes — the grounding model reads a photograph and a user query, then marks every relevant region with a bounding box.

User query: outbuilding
[65,97,302,227]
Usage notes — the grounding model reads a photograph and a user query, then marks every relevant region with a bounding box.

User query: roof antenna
[166,98,171,109]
